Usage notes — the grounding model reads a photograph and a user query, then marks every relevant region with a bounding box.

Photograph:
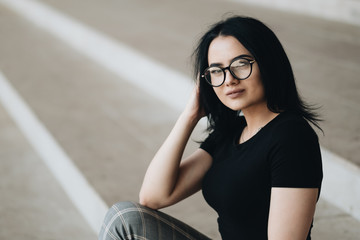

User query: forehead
[208,36,250,65]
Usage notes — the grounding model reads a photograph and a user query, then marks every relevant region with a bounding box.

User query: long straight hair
[192,16,322,133]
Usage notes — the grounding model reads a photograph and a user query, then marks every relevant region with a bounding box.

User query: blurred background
[0,0,359,239]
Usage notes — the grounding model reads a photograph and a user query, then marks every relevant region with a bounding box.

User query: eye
[231,59,250,68]
[209,67,223,74]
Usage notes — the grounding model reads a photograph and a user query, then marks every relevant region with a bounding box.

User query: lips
[226,89,245,98]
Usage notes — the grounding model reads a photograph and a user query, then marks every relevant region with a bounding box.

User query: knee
[99,201,146,240]
[103,201,142,227]
[110,201,139,215]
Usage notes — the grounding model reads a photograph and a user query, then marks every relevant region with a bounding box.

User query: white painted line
[0,71,109,233]
[1,0,360,224]
[0,0,194,112]
[321,148,360,220]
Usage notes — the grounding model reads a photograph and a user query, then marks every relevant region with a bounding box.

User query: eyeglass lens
[204,58,253,87]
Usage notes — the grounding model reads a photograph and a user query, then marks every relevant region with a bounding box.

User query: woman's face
[207,35,266,112]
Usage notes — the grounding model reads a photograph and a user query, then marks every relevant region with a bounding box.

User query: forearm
[139,112,199,208]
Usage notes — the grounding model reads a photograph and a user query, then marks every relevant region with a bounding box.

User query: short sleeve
[269,119,323,188]
[200,131,217,157]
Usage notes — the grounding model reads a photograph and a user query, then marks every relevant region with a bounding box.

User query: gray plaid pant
[99,201,212,240]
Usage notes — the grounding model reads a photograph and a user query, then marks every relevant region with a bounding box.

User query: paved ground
[0,0,360,239]
[0,104,95,239]
[41,0,360,166]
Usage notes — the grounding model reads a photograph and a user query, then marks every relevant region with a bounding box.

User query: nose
[224,68,238,86]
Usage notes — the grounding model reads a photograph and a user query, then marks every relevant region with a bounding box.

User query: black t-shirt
[200,112,323,240]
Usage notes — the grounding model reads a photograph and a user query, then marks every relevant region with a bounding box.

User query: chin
[226,104,243,112]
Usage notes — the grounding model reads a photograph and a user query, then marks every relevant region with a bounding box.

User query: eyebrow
[209,54,254,67]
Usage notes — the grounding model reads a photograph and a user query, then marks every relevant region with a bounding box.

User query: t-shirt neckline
[234,112,283,147]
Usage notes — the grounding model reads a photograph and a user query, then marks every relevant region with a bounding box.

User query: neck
[242,104,279,133]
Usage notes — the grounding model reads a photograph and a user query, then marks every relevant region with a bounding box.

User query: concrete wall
[230,0,360,25]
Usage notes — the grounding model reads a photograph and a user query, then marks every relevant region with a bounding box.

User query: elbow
[139,191,162,210]
[138,193,153,208]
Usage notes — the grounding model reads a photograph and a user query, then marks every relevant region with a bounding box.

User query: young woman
[99,16,323,240]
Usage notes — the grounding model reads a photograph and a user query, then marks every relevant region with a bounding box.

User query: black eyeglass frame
[201,56,256,87]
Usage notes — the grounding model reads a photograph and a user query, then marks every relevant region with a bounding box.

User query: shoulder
[267,112,321,166]
[266,112,322,166]
[268,113,323,188]
[270,112,318,144]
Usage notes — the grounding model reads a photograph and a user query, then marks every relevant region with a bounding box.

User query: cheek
[252,80,266,100]
[249,68,265,95]
[213,87,225,101]
[249,77,262,90]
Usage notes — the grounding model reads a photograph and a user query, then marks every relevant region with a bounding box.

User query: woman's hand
[182,85,206,123]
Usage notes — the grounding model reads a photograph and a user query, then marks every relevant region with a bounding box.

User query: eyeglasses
[202,56,256,87]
